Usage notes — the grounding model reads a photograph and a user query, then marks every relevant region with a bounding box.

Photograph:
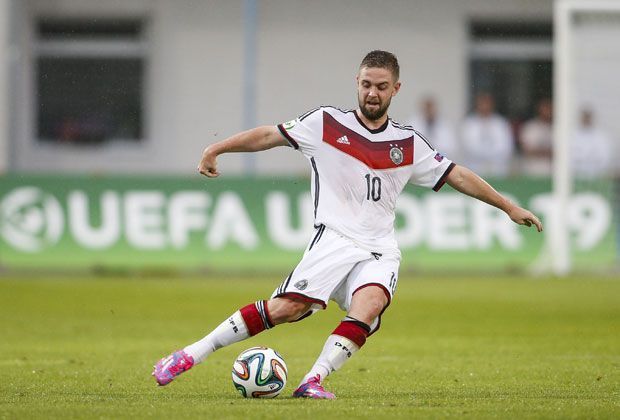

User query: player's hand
[197,147,219,178]
[507,206,543,232]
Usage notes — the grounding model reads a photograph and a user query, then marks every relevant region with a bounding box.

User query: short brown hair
[359,50,400,80]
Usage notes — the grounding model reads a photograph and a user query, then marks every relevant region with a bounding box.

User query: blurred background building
[0,0,565,175]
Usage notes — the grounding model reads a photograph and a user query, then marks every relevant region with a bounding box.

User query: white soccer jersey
[278,106,455,255]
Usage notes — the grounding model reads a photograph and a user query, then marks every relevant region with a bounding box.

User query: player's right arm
[198,126,287,177]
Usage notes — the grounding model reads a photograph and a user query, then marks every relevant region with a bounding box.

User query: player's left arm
[446,164,543,232]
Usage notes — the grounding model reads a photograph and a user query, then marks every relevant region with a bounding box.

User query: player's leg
[293,286,388,399]
[154,226,363,386]
[152,296,311,386]
[294,255,398,399]
[183,296,312,362]
[180,227,358,370]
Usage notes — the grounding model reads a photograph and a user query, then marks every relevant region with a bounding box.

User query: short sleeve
[409,131,456,191]
[277,107,323,157]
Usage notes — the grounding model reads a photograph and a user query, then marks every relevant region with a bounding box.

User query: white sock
[300,334,360,385]
[183,311,249,364]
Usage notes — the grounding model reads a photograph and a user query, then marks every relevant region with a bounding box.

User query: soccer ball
[231,346,288,398]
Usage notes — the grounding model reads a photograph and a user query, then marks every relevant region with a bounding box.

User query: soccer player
[153,50,543,399]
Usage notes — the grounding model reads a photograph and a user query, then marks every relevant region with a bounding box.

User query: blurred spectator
[520,98,553,176]
[572,108,613,179]
[461,93,514,177]
[407,96,458,160]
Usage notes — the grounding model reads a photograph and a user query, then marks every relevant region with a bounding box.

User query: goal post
[551,0,620,276]
[0,0,10,174]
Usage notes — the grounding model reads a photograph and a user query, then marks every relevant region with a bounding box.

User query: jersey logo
[322,112,413,169]
[390,146,404,165]
[336,135,350,145]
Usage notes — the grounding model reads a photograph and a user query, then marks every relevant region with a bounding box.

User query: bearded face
[356,67,401,122]
[359,91,392,121]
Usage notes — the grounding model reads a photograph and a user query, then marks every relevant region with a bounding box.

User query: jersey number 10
[364,174,382,201]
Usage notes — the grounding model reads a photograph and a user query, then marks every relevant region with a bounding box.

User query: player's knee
[365,297,386,320]
[349,287,389,324]
[267,297,311,324]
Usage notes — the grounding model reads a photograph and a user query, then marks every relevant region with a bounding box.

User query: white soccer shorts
[271,225,400,334]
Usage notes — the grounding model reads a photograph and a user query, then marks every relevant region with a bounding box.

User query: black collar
[354,110,390,134]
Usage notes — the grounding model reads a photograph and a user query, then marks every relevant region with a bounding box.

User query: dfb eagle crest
[389,146,404,165]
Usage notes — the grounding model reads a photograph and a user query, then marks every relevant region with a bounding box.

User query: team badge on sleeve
[282,119,297,130]
[389,146,404,165]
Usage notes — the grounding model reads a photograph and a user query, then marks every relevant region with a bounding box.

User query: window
[35,18,146,144]
[469,21,553,122]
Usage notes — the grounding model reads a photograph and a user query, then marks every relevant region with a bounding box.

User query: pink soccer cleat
[152,350,194,386]
[292,375,336,399]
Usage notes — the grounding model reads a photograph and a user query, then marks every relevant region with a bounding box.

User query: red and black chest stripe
[322,112,413,169]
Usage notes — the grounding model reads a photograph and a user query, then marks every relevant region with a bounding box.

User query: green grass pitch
[0,275,618,419]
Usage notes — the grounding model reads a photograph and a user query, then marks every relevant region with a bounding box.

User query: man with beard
[153,50,543,398]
